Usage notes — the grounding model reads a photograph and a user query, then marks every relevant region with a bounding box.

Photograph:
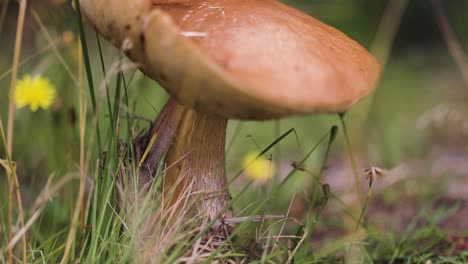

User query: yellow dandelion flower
[243,151,275,182]
[15,75,57,112]
[62,30,75,46]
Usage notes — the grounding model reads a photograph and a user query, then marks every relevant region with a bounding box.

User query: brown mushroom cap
[79,0,380,119]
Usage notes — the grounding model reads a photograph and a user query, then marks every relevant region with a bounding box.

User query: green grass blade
[74,0,102,153]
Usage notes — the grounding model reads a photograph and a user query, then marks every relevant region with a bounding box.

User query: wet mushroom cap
[79,0,381,119]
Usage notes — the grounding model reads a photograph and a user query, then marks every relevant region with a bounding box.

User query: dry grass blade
[432,0,468,88]
[370,0,409,67]
[0,0,9,34]
[4,2,29,262]
[30,9,79,86]
[4,174,76,252]
[285,227,307,264]
[353,0,409,136]
[60,41,86,264]
[0,159,15,174]
[0,37,61,81]
[5,1,29,261]
[224,215,286,225]
[271,192,297,253]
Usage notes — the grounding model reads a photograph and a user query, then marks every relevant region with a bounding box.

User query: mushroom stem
[134,97,233,229]
[164,103,233,228]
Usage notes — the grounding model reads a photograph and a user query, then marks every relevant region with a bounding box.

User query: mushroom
[78,0,380,234]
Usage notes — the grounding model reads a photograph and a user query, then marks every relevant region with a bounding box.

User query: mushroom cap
[79,0,380,120]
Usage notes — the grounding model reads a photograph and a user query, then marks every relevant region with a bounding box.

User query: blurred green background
[1,0,468,260]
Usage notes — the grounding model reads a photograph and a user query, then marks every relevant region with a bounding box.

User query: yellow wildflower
[61,30,79,64]
[15,75,57,112]
[243,151,275,182]
[62,30,75,46]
